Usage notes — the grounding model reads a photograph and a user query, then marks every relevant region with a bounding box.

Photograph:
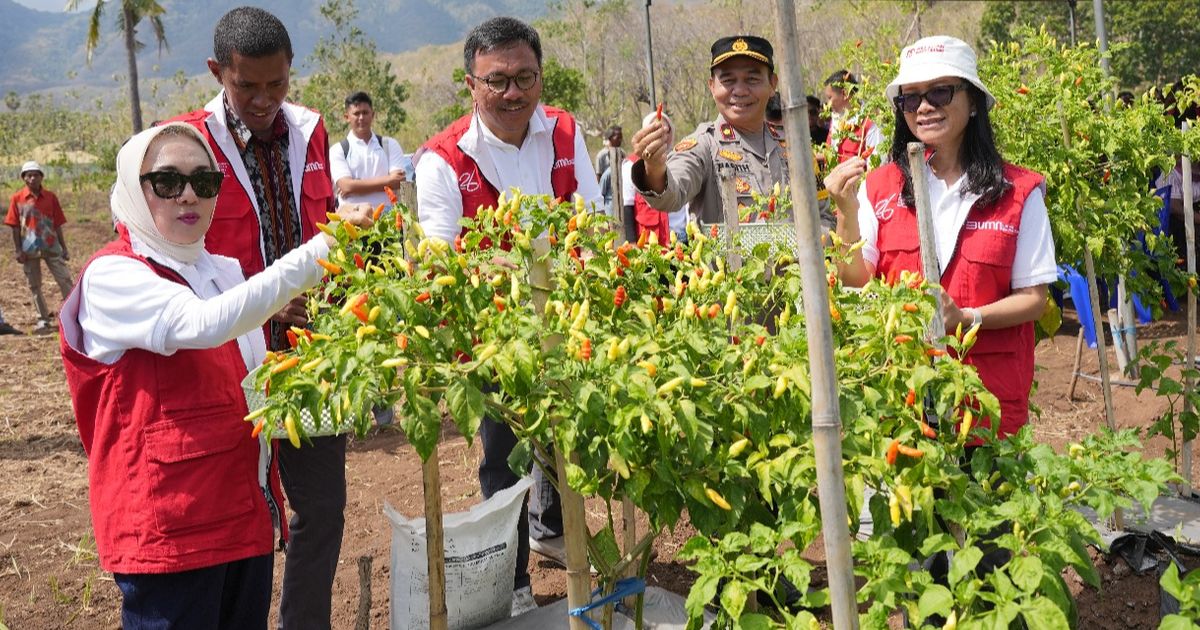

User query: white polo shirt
[329,132,409,207]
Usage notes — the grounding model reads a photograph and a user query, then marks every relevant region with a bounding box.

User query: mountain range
[0,0,548,94]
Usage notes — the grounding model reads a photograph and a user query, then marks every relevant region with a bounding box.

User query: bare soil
[0,190,1193,628]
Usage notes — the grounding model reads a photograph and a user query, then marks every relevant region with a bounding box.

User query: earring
[970,110,977,117]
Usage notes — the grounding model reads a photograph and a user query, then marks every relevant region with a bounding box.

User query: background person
[7,161,72,335]
[413,15,601,615]
[825,35,1056,440]
[824,70,883,163]
[329,90,410,208]
[166,7,345,629]
[594,125,625,180]
[59,122,372,630]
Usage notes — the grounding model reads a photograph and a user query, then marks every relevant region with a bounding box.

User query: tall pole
[1182,121,1195,497]
[1093,0,1111,76]
[1066,0,1078,46]
[771,2,858,628]
[643,1,657,107]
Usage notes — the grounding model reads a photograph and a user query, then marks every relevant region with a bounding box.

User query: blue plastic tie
[566,577,647,630]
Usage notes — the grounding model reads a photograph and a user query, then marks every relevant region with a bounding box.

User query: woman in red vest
[825,36,1058,440]
[58,123,373,629]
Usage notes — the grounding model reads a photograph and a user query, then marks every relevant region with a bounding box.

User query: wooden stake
[1069,329,1085,400]
[1182,120,1195,496]
[609,146,627,244]
[355,555,373,630]
[772,2,858,627]
[529,237,591,628]
[423,447,448,630]
[905,143,946,344]
[717,163,742,271]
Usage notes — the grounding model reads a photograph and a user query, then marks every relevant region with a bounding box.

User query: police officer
[630,35,793,226]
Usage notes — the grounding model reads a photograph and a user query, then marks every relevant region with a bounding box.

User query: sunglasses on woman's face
[893,83,969,113]
[139,170,224,199]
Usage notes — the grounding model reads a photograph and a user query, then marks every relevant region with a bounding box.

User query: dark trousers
[277,434,348,630]
[478,417,563,590]
[114,554,273,630]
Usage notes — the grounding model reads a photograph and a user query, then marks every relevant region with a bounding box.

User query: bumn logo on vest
[552,157,574,170]
[304,161,325,173]
[964,220,1018,235]
[459,170,482,193]
[873,193,899,221]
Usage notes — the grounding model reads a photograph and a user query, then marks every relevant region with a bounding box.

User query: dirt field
[0,189,1193,628]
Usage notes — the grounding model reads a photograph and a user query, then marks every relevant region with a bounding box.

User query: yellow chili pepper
[705,487,732,510]
[285,415,301,448]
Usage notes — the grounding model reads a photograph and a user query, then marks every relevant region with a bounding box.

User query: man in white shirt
[412,16,600,615]
[329,91,409,207]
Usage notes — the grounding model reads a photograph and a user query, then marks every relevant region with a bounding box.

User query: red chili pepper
[372,203,385,221]
[394,212,404,230]
[926,348,947,357]
[614,286,627,308]
[894,334,913,344]
[708,303,722,319]
[353,253,365,270]
[415,291,432,303]
[675,244,685,261]
[397,334,409,350]
[768,196,776,214]
[567,216,578,232]
[755,335,766,347]
[579,338,593,361]
[251,419,265,438]
[302,329,313,341]
[919,421,938,439]
[828,272,837,287]
[656,102,664,121]
[454,234,464,252]
[897,444,925,459]
[710,225,719,239]
[1017,85,1030,95]
[1102,168,1111,184]
[855,39,863,48]
[286,330,299,348]
[352,305,370,323]
[759,212,769,221]
[902,303,918,313]
[886,439,900,466]
[905,389,916,406]
[493,295,507,312]
[731,335,741,345]
[860,146,875,160]
[885,267,899,286]
[617,249,630,268]
[636,229,649,248]
[1074,75,1083,87]
[384,186,398,204]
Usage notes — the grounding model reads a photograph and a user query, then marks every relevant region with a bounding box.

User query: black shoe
[0,322,24,336]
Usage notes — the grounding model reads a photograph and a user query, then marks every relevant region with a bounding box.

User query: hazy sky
[13,0,93,11]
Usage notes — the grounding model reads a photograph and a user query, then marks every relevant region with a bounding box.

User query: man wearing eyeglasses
[166,8,346,630]
[630,36,809,227]
[413,15,600,615]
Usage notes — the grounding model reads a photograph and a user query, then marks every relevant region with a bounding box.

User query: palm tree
[65,0,168,133]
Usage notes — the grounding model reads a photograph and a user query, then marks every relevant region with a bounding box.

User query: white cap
[886,36,995,110]
[20,161,42,176]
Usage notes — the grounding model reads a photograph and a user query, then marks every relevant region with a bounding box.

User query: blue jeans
[114,554,273,630]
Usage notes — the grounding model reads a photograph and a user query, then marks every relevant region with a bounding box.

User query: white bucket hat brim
[885,36,996,111]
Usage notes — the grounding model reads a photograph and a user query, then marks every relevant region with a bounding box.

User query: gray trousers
[277,434,347,630]
[478,417,563,590]
[23,253,72,323]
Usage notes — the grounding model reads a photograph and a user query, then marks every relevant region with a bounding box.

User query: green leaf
[588,525,622,575]
[1159,615,1200,630]
[1008,556,1044,593]
[446,378,484,444]
[949,546,983,585]
[1020,596,1070,630]
[719,580,750,620]
[685,575,719,619]
[506,440,531,478]
[916,584,953,622]
[736,613,773,630]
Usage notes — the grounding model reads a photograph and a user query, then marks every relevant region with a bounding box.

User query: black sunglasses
[893,83,969,113]
[140,170,224,199]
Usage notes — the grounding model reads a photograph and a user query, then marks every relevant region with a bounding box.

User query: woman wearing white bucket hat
[826,36,1057,441]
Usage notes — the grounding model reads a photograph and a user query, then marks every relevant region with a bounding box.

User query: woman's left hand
[939,290,972,331]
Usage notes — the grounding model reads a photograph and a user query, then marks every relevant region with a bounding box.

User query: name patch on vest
[873,193,900,221]
[965,219,1018,235]
[304,161,325,173]
[553,157,574,170]
[459,170,482,193]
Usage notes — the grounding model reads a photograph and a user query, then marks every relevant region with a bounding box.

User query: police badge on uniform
[717,149,744,162]
[674,138,698,152]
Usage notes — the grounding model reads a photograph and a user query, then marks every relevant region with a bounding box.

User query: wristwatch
[966,308,983,328]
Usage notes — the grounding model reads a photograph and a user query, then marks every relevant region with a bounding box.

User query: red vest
[60,230,283,574]
[422,107,579,233]
[626,154,671,245]
[166,107,333,278]
[866,162,1045,438]
[829,117,876,163]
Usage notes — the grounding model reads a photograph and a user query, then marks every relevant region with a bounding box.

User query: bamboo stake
[1069,329,1085,399]
[401,184,449,630]
[422,446,448,630]
[609,146,627,244]
[529,236,591,628]
[1059,103,1123,530]
[1182,121,1195,496]
[905,143,946,343]
[718,163,742,271]
[772,2,858,627]
[355,555,373,630]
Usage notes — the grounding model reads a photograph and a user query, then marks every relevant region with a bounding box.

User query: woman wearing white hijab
[59,123,372,629]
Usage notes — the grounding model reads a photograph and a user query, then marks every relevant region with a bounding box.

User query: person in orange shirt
[7,161,72,334]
